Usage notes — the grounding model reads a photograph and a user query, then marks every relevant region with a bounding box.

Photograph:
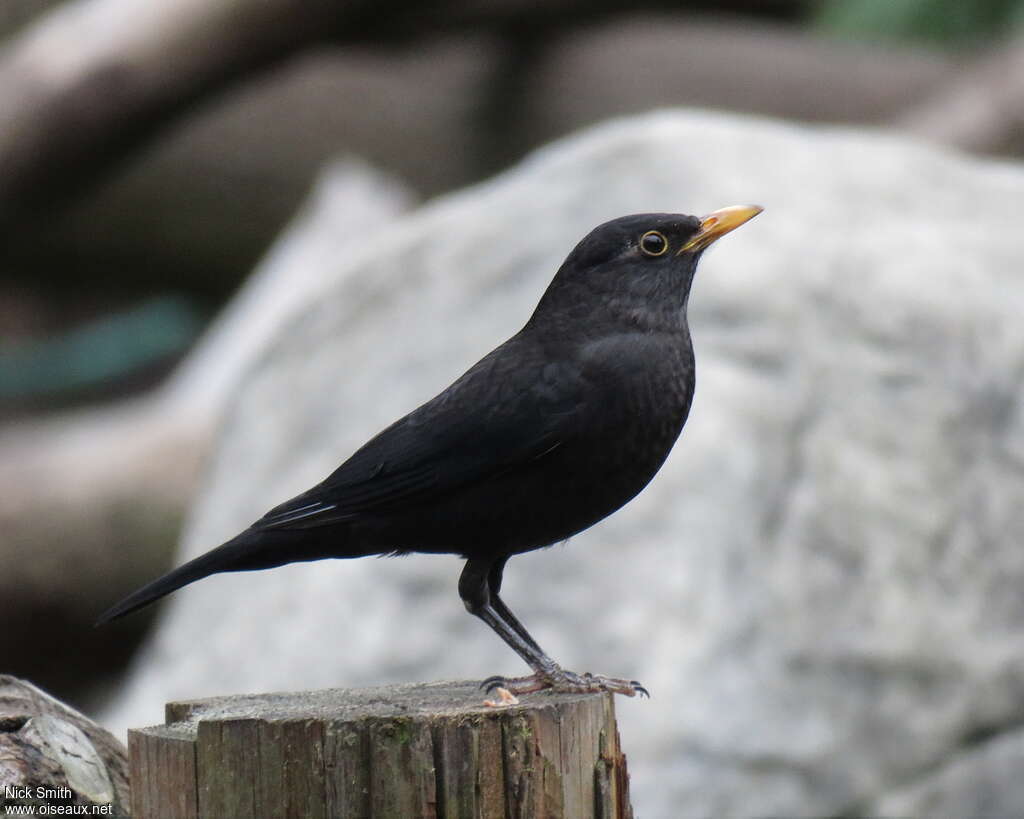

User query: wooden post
[128,680,634,819]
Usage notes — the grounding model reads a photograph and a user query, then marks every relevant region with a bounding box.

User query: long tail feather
[95,521,382,625]
[95,533,256,625]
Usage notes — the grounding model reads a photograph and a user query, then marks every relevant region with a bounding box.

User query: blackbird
[98,205,762,697]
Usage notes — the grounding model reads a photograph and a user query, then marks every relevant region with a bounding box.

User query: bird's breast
[479,333,696,554]
[361,331,696,559]
[574,335,694,487]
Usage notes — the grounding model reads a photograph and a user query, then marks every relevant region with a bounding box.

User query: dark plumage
[98,206,762,697]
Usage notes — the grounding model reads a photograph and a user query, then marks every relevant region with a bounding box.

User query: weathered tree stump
[128,680,633,818]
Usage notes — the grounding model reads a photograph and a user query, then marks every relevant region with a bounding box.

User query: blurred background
[2,0,1023,742]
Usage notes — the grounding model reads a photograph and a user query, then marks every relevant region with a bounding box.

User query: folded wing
[254,335,586,531]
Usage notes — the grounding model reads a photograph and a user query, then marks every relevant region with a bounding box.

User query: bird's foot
[481,668,648,699]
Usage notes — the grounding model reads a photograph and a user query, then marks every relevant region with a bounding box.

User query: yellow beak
[678,205,763,253]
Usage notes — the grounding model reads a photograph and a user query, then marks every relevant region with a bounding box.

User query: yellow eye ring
[639,230,669,257]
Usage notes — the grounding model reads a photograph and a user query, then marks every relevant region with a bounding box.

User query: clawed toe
[480,669,648,699]
[577,672,650,698]
[480,674,529,693]
[480,675,504,692]
[480,673,551,696]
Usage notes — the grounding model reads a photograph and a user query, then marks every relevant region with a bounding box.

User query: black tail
[96,525,369,626]
[95,532,249,625]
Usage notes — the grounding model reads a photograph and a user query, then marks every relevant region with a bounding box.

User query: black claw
[480,675,508,692]
[631,681,650,698]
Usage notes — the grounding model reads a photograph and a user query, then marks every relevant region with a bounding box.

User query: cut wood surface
[128,680,634,819]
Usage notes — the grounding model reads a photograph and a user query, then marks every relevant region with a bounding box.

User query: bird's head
[534,206,762,329]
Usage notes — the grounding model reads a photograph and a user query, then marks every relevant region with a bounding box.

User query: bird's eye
[639,231,668,257]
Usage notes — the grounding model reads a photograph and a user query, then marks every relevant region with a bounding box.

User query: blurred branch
[0,0,985,233]
[0,0,345,225]
[895,38,1024,153]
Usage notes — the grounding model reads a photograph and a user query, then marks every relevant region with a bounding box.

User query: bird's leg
[486,558,542,654]
[459,558,561,681]
[459,558,648,698]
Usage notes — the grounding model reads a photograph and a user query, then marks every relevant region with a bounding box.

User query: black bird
[98,206,762,697]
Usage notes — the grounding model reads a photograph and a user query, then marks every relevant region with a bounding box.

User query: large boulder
[103,110,1024,817]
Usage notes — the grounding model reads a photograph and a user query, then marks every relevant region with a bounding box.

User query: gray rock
[104,110,1024,818]
[871,728,1024,819]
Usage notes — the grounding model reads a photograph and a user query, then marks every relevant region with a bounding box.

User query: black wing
[253,334,587,531]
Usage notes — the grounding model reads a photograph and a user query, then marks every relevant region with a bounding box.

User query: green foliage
[815,0,1024,45]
